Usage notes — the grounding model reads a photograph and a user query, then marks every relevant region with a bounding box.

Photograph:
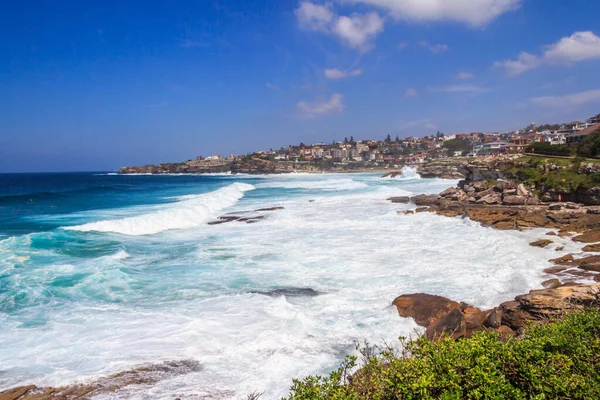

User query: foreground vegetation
[526,128,600,158]
[284,309,600,400]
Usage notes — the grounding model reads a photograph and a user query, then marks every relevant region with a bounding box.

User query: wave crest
[65,183,255,236]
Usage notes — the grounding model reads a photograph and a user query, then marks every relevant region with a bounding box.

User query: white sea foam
[257,177,368,191]
[65,183,255,235]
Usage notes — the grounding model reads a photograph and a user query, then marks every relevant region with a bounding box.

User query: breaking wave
[65,183,255,235]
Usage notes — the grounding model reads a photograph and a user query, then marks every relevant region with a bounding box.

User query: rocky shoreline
[391,159,600,341]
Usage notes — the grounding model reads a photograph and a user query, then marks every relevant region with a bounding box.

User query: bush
[525,142,572,157]
[284,309,600,400]
[576,130,600,158]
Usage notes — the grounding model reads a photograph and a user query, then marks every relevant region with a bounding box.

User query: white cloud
[493,51,540,76]
[295,2,384,52]
[494,31,600,76]
[455,71,474,80]
[333,12,384,51]
[404,88,418,97]
[531,89,600,108]
[297,93,344,116]
[324,68,363,79]
[266,82,280,90]
[348,0,521,27]
[419,40,449,54]
[430,84,488,93]
[295,1,333,31]
[397,41,408,50]
[544,31,600,63]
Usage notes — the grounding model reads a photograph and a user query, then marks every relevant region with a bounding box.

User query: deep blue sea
[0,171,564,398]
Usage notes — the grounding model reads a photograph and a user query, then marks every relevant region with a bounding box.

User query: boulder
[476,193,502,205]
[425,308,466,340]
[483,308,503,328]
[582,243,600,252]
[525,196,540,206]
[503,195,527,205]
[495,180,515,192]
[573,232,600,243]
[439,188,460,198]
[529,239,553,248]
[415,207,429,213]
[541,278,562,289]
[503,188,517,196]
[517,184,530,197]
[392,293,461,327]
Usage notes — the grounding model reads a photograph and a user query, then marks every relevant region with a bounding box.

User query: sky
[1,0,600,172]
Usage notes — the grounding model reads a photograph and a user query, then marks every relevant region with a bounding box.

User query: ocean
[0,170,566,398]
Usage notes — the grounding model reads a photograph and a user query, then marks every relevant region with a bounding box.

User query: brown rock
[463,306,486,331]
[499,300,535,331]
[575,255,600,271]
[412,194,439,206]
[392,293,461,327]
[495,325,516,339]
[515,284,600,317]
[582,243,600,252]
[555,246,565,251]
[415,207,429,213]
[557,230,573,237]
[483,308,502,328]
[401,210,414,215]
[544,266,568,274]
[573,232,600,243]
[546,231,557,236]
[551,254,575,265]
[529,239,552,248]
[425,308,466,340]
[0,386,37,400]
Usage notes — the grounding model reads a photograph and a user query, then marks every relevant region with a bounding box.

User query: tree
[386,134,392,143]
[442,138,472,154]
[344,137,349,144]
[395,135,400,143]
[350,136,356,145]
[577,129,600,157]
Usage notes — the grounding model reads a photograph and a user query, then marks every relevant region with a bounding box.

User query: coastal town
[119,112,600,174]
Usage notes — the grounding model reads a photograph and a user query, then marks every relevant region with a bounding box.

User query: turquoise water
[0,171,560,398]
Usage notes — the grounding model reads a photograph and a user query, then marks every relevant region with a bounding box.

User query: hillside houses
[193,111,599,169]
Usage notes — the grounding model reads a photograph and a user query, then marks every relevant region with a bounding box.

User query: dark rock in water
[254,206,285,212]
[208,215,266,225]
[382,171,401,178]
[251,287,320,297]
[411,194,439,206]
[388,196,410,204]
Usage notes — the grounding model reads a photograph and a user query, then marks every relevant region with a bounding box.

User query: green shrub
[284,309,600,400]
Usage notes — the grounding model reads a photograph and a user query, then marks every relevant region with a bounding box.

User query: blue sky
[1,0,600,172]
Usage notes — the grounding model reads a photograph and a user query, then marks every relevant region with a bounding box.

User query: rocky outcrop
[0,360,201,400]
[392,294,461,327]
[417,160,466,179]
[393,284,600,340]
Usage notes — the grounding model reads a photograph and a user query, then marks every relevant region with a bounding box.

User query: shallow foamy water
[0,171,561,398]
